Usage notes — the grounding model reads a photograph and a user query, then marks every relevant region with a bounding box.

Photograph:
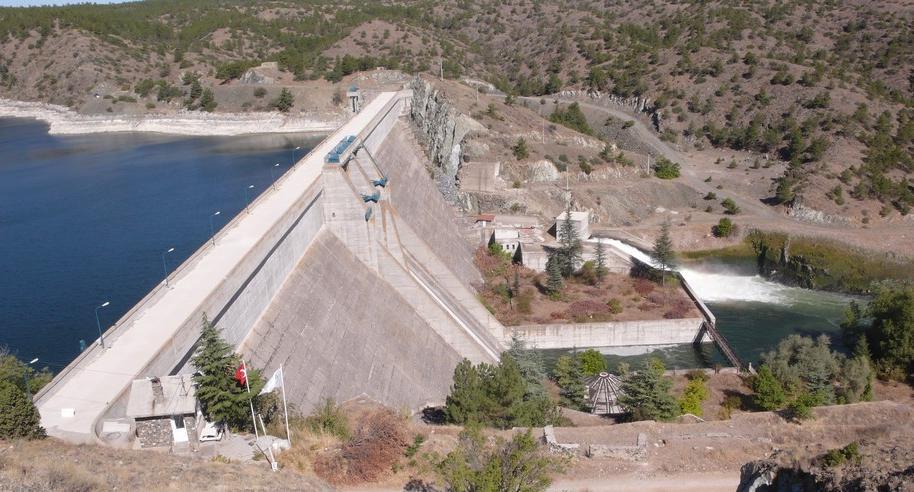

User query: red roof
[475,214,495,222]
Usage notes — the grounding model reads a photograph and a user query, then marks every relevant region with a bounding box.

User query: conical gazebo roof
[586,372,624,415]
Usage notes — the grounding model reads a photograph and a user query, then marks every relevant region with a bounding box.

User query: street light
[162,247,175,286]
[270,163,281,190]
[95,301,110,349]
[244,184,255,214]
[209,211,221,246]
[291,146,301,166]
[23,358,38,401]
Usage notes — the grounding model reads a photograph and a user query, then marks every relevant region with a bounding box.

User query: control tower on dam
[34,91,507,444]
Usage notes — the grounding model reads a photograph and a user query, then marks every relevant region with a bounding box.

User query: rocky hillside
[737,437,914,491]
[1,0,913,220]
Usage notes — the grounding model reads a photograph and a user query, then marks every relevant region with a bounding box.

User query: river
[0,117,320,370]
[538,239,858,371]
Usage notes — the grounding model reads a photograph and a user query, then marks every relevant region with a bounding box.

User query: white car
[199,421,224,442]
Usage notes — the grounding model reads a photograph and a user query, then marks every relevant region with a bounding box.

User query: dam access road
[34,93,397,443]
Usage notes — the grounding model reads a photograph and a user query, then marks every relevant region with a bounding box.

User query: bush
[313,408,407,484]
[437,427,558,492]
[271,88,295,112]
[788,392,817,421]
[0,381,45,439]
[607,298,623,314]
[512,138,529,160]
[253,87,267,98]
[653,157,681,179]
[578,349,607,376]
[721,198,741,215]
[822,442,861,467]
[678,378,709,417]
[305,398,350,439]
[713,217,734,237]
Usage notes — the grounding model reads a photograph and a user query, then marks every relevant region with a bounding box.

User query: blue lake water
[0,117,319,370]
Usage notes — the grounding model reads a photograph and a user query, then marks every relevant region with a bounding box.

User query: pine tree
[545,253,563,296]
[445,359,485,424]
[506,336,547,398]
[200,88,217,112]
[618,358,679,421]
[0,380,44,439]
[189,78,202,101]
[651,220,675,285]
[594,239,607,283]
[557,203,582,277]
[553,355,585,409]
[752,365,787,411]
[191,314,262,430]
[271,88,295,112]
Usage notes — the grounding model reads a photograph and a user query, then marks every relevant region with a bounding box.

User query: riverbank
[0,98,344,136]
[681,230,914,295]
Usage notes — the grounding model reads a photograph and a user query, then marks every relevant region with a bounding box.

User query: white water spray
[591,238,810,305]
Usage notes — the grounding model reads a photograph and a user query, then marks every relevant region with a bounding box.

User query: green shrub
[713,217,734,237]
[305,398,350,439]
[607,298,623,314]
[653,157,681,179]
[0,381,45,440]
[253,87,267,98]
[512,138,529,160]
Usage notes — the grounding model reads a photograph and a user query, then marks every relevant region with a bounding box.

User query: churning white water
[592,238,806,305]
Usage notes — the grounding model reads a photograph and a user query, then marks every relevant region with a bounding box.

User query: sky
[0,0,129,6]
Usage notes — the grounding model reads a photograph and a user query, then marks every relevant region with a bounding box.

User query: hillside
[1,0,913,223]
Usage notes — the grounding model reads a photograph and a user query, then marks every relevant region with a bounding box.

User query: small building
[585,372,624,415]
[491,228,521,255]
[555,211,591,241]
[126,374,198,448]
[347,85,362,113]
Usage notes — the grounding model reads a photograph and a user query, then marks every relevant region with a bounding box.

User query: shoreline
[0,98,344,136]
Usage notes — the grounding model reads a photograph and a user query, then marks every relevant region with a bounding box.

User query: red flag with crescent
[234,362,247,386]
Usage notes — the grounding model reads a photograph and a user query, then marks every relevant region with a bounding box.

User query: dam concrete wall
[242,231,464,412]
[371,123,482,289]
[512,318,706,350]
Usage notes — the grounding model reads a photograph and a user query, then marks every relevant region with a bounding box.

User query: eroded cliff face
[408,78,485,205]
[738,444,914,492]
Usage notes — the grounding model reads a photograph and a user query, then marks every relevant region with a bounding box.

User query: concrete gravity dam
[33,89,509,443]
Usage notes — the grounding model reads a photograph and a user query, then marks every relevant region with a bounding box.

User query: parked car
[199,421,224,442]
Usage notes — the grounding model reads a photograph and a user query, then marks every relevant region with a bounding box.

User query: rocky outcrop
[738,443,914,492]
[409,78,485,204]
[529,159,560,182]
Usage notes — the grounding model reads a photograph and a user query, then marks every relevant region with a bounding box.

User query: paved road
[35,92,398,443]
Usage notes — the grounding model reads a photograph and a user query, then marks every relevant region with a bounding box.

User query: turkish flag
[234,362,247,387]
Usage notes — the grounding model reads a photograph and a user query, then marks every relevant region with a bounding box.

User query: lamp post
[95,301,110,349]
[291,146,301,166]
[270,163,280,190]
[244,184,255,214]
[23,357,38,401]
[162,247,175,286]
[209,211,221,246]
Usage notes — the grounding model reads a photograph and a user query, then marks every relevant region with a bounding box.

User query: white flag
[259,366,283,395]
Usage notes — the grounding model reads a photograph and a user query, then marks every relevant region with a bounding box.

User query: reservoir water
[0,117,320,370]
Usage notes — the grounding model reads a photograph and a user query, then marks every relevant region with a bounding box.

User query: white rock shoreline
[0,98,344,136]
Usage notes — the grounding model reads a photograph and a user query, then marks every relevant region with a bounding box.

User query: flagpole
[280,364,291,445]
[242,359,259,440]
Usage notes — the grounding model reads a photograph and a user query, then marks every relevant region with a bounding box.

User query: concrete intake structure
[34,91,507,444]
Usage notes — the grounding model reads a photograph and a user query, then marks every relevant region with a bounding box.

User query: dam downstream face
[0,117,319,367]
